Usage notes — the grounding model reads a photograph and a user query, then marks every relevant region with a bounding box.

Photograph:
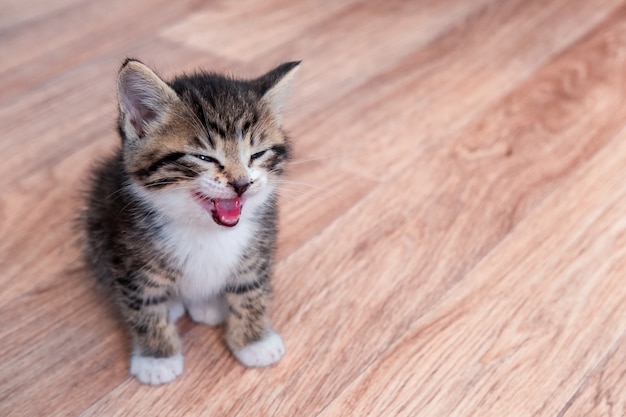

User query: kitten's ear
[117,59,179,139]
[256,61,301,119]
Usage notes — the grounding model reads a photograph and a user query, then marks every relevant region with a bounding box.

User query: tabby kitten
[83,58,300,385]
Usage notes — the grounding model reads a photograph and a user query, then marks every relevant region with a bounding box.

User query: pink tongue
[213,198,242,226]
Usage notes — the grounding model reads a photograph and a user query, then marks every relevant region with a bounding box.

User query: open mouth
[193,191,243,227]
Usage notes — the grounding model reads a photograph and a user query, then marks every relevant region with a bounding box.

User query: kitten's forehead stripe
[185,88,216,149]
[200,109,216,149]
[204,116,228,140]
[190,136,204,149]
[241,113,260,146]
[241,114,257,136]
[241,119,251,135]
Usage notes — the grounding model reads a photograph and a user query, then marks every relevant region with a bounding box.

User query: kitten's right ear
[117,59,179,139]
[256,61,301,121]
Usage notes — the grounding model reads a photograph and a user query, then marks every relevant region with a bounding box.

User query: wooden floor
[2,0,626,415]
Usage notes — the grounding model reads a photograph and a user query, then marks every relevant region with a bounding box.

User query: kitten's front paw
[130,352,184,385]
[187,297,228,326]
[232,329,286,367]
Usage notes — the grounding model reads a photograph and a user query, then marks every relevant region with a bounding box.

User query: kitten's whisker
[172,161,202,176]
[106,188,128,201]
[278,185,321,194]
[266,168,286,176]
[270,183,331,200]
[118,200,135,215]
[278,188,328,203]
[287,153,352,165]
[274,184,330,201]
[270,179,326,191]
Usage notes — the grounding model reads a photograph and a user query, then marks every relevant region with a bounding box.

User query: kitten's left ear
[256,61,301,119]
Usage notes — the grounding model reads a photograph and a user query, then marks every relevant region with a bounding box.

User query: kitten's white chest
[163,220,254,301]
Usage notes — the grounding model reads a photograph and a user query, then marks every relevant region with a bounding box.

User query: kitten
[82,58,300,385]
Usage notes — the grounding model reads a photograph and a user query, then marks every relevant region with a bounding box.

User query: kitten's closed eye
[250,150,268,164]
[194,154,224,169]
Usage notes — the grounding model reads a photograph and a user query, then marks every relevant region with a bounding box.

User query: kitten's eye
[250,150,268,163]
[194,154,218,163]
[194,154,223,169]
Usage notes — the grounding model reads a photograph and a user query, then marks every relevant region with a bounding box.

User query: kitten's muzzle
[230,179,250,196]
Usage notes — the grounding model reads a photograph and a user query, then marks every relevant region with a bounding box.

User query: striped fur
[82,59,300,385]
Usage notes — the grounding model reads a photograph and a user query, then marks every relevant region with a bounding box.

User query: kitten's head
[117,59,300,228]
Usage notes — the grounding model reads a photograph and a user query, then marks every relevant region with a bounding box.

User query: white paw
[130,352,184,385]
[187,297,228,326]
[168,300,185,323]
[232,329,286,367]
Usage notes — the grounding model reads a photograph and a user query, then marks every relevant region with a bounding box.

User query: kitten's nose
[230,179,250,196]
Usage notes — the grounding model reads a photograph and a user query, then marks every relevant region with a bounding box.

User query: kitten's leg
[187,296,228,326]
[127,305,184,385]
[224,277,285,367]
[116,278,184,385]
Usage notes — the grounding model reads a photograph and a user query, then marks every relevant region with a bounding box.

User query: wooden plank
[0,275,127,417]
[317,128,626,417]
[161,0,363,61]
[276,161,378,260]
[0,134,112,304]
[0,0,87,31]
[0,0,207,102]
[291,0,624,179]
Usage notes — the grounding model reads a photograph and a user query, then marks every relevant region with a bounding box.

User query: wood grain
[294,0,624,179]
[2,0,626,416]
[0,0,205,103]
[561,335,626,417]
[317,127,626,417]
